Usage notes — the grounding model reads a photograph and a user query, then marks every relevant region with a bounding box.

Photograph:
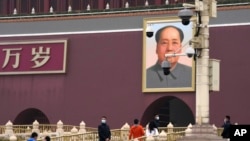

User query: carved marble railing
[0,120,222,141]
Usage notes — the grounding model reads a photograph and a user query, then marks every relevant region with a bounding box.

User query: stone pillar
[26,126,32,134]
[9,135,17,141]
[56,120,64,136]
[78,121,86,134]
[185,123,192,136]
[70,126,78,141]
[71,126,78,134]
[120,123,130,141]
[32,120,40,134]
[5,120,14,137]
[158,130,167,141]
[177,0,226,141]
[146,136,155,141]
[167,122,174,141]
[167,122,174,133]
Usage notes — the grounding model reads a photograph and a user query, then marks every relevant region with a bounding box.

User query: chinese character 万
[2,48,22,69]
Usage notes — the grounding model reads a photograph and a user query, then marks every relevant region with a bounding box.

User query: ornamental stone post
[5,120,14,137]
[56,120,64,136]
[9,135,17,141]
[146,136,155,141]
[32,120,40,134]
[167,122,174,133]
[120,123,130,140]
[78,121,86,134]
[158,130,167,141]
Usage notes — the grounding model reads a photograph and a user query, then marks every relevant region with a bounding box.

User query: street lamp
[178,0,217,125]
[175,0,224,140]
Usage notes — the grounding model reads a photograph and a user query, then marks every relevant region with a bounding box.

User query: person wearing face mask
[146,25,192,88]
[129,118,145,141]
[98,116,111,141]
[153,114,160,130]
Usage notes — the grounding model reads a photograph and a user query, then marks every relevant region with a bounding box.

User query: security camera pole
[193,0,217,125]
[177,0,222,140]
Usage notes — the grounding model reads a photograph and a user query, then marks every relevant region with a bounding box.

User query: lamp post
[176,0,224,140]
[192,0,218,126]
[179,0,217,125]
[194,0,212,125]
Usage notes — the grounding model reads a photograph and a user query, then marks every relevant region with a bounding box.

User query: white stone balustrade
[9,135,17,141]
[167,122,174,133]
[56,120,64,136]
[146,135,155,141]
[185,123,193,136]
[158,130,167,141]
[71,126,78,134]
[32,120,40,134]
[120,123,130,140]
[78,121,86,134]
[5,120,14,137]
[0,120,222,141]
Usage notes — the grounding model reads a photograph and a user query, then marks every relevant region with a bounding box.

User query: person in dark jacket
[153,114,160,129]
[27,132,38,141]
[221,115,231,139]
[98,116,111,141]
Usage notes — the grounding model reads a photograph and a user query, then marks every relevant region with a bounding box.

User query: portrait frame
[142,16,196,92]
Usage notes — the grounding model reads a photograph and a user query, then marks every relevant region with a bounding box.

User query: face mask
[101,119,106,124]
[156,116,160,120]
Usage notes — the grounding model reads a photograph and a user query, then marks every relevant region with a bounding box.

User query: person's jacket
[98,123,111,141]
[221,121,231,138]
[129,124,145,140]
[27,138,36,141]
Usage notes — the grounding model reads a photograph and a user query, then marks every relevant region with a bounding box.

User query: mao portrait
[142,17,195,92]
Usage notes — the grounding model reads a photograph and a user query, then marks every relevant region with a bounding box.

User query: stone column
[178,0,225,139]
[158,130,167,141]
[146,136,155,141]
[9,135,17,141]
[56,120,64,136]
[167,122,173,133]
[120,123,130,141]
[32,120,40,134]
[78,121,86,134]
[5,120,14,137]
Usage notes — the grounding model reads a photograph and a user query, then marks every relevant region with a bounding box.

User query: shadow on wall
[141,96,195,127]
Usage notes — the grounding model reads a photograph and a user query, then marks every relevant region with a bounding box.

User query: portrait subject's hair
[226,115,230,120]
[155,25,184,43]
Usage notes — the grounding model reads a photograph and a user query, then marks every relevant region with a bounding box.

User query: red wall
[210,25,250,126]
[0,24,250,128]
[0,31,195,128]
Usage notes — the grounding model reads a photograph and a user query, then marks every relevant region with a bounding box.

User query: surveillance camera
[178,8,193,26]
[185,46,195,58]
[161,60,171,75]
[146,25,154,38]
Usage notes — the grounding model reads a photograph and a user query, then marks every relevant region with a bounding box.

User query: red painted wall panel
[0,25,250,128]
